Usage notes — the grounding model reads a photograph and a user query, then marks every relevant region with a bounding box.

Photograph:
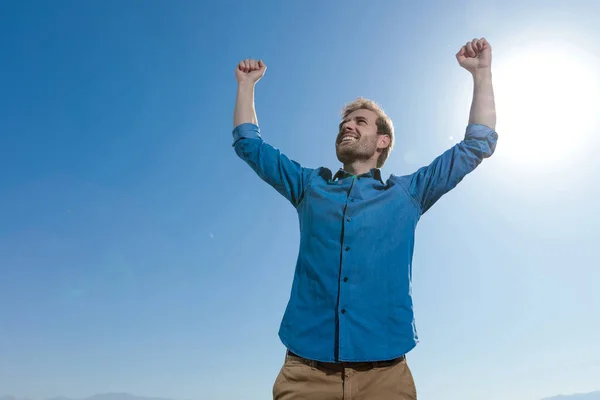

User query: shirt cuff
[465,123,498,141]
[232,123,261,146]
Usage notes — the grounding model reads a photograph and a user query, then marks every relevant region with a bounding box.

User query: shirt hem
[279,332,418,363]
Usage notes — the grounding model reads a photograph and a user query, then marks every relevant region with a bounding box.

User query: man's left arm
[406,38,498,214]
[466,38,496,130]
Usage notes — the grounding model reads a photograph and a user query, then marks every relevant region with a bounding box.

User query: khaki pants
[273,351,417,399]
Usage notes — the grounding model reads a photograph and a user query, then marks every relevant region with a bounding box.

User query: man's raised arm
[459,38,496,130]
[401,38,498,214]
[234,59,265,127]
[232,59,312,207]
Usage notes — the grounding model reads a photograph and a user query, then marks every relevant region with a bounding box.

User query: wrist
[472,67,492,81]
[237,80,256,91]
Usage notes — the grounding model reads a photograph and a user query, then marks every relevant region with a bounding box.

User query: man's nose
[343,122,356,132]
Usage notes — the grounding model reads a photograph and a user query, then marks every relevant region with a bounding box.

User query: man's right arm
[232,59,312,208]
[233,60,260,127]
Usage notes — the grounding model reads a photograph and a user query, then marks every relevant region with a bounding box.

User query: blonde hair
[341,97,395,168]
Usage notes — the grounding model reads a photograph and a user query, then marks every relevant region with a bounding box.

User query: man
[232,37,497,399]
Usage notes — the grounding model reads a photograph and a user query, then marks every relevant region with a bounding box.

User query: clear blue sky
[1,1,599,400]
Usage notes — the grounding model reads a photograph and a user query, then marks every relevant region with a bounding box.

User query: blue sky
[1,1,599,400]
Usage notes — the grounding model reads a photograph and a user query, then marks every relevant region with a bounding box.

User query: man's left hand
[456,38,491,73]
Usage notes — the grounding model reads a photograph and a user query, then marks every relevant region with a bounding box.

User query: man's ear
[378,134,391,150]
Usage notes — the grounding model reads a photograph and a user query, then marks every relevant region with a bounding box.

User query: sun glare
[493,42,600,169]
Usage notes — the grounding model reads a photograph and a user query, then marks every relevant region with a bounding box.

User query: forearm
[234,82,258,128]
[468,68,496,130]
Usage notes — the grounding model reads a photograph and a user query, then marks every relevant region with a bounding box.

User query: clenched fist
[235,59,267,85]
[456,38,491,73]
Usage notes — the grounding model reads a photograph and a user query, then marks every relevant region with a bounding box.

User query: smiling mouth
[338,134,359,144]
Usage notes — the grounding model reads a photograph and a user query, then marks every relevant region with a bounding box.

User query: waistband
[286,350,405,370]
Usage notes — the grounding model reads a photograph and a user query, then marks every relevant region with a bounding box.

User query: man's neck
[343,160,378,176]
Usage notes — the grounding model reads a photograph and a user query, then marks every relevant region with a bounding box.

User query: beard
[336,136,379,165]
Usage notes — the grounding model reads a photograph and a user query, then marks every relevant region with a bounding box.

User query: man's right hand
[235,59,267,85]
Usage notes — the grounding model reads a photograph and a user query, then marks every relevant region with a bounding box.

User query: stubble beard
[336,137,378,165]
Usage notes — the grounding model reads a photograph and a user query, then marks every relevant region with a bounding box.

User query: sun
[493,41,600,169]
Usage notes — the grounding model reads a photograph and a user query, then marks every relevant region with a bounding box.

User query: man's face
[336,108,387,166]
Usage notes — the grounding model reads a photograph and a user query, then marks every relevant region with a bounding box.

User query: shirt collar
[333,168,383,184]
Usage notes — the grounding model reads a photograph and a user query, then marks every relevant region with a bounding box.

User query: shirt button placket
[340,179,354,335]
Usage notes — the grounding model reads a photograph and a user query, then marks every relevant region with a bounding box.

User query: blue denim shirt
[233,122,498,362]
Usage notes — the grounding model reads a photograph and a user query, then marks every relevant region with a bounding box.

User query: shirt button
[345,246,350,251]
[341,309,346,314]
[350,198,355,202]
[346,217,351,222]
[343,277,348,282]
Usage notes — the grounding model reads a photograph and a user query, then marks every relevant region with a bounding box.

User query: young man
[232,38,497,400]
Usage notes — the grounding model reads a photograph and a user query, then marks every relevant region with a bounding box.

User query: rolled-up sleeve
[232,123,313,208]
[405,124,498,214]
[232,122,262,145]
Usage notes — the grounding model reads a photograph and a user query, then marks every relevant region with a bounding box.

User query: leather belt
[287,350,405,369]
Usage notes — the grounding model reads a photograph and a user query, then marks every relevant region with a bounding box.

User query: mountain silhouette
[0,394,190,400]
[3,391,600,400]
[542,391,600,400]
